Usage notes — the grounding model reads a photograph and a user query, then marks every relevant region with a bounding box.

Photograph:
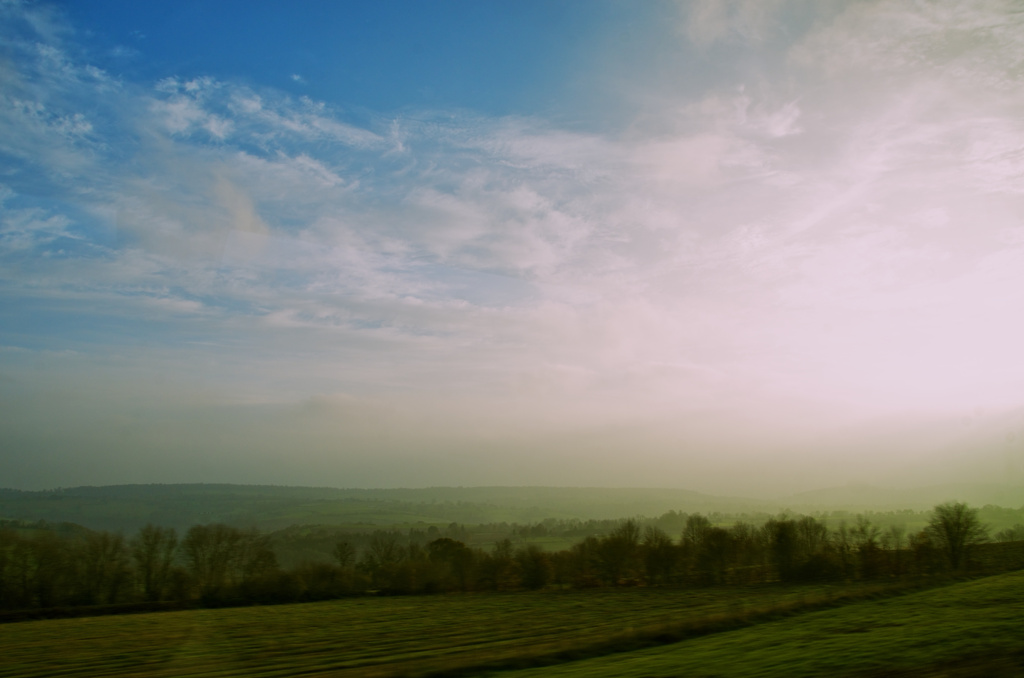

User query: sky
[2,0,1024,495]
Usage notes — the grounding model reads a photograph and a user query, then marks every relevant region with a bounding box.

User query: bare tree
[361,531,406,589]
[682,514,711,553]
[881,524,906,576]
[597,519,641,584]
[364,531,404,569]
[131,525,178,602]
[994,524,1024,542]
[926,502,989,571]
[851,515,882,579]
[182,524,242,599]
[75,531,130,605]
[515,544,550,590]
[641,526,676,585]
[333,541,356,569]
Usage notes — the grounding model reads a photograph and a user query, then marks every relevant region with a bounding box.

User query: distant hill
[0,484,768,532]
[1,482,1021,533]
[782,483,1024,511]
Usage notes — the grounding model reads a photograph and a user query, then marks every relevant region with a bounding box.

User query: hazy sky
[3,0,1024,493]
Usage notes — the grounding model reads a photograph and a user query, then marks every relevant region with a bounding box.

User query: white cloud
[0,206,75,253]
[789,0,1024,83]
[684,0,789,48]
[153,95,207,134]
[5,0,1024,488]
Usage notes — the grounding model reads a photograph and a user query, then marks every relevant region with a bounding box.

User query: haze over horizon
[3,0,1024,495]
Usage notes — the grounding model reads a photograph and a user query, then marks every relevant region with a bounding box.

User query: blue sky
[52,0,673,125]
[3,0,1024,493]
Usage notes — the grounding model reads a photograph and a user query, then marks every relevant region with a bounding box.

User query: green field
[5,573,1023,677]
[503,573,1024,677]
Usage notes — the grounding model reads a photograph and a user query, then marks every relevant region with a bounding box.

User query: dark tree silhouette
[852,516,882,580]
[131,524,178,602]
[515,544,550,590]
[182,524,242,599]
[333,541,356,569]
[360,531,406,590]
[641,526,676,585]
[428,537,475,590]
[597,520,640,584]
[926,502,988,571]
[75,531,130,605]
[682,514,712,553]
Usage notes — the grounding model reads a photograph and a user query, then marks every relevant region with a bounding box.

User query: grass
[3,574,1022,677]
[499,571,1024,677]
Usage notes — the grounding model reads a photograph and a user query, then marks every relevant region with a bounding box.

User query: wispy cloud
[3,0,1024,489]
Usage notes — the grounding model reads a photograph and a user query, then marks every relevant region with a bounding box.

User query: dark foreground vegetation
[2,501,1022,619]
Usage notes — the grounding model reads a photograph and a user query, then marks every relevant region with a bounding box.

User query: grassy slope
[1,581,916,678]
[501,571,1024,677]
[6,575,1023,678]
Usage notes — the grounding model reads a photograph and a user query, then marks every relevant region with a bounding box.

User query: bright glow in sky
[3,0,1024,493]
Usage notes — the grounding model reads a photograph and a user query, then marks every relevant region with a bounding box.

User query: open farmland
[504,571,1024,677]
[5,574,1022,677]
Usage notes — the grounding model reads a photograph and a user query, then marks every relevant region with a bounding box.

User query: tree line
[0,502,1017,615]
